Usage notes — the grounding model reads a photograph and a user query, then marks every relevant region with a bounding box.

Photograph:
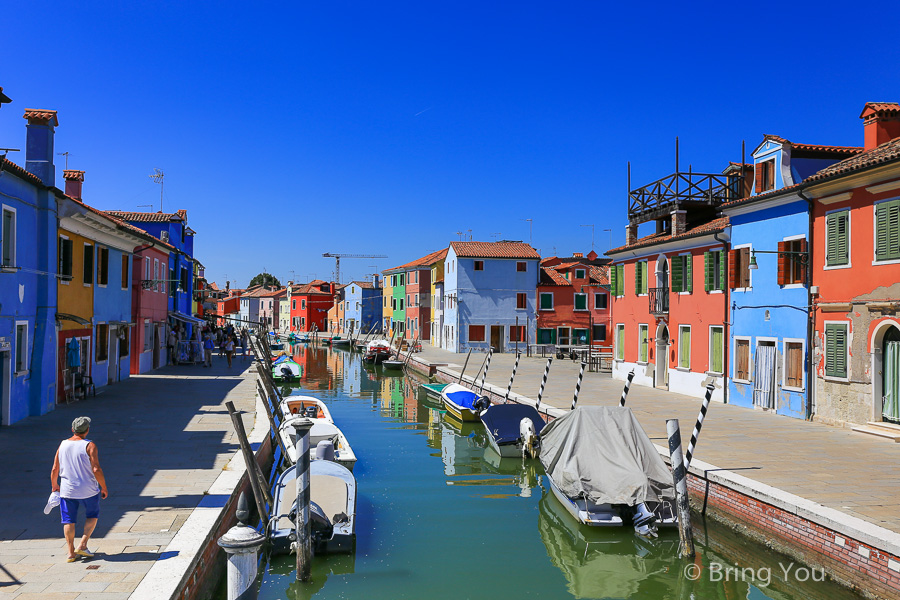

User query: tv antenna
[491,232,502,241]
[322,253,387,284]
[57,151,72,170]
[603,228,612,252]
[581,224,595,251]
[467,229,473,241]
[520,218,533,245]
[149,168,165,212]
[456,231,464,241]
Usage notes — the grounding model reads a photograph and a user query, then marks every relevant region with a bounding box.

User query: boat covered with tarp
[539,406,676,536]
[480,403,546,458]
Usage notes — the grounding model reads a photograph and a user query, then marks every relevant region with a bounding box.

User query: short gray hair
[72,416,91,434]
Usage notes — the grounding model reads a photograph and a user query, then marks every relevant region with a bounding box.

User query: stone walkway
[0,351,257,599]
[412,344,900,534]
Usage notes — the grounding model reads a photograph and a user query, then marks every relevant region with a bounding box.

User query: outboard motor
[280,365,294,381]
[473,396,491,414]
[632,502,658,538]
[520,417,539,459]
[304,405,318,418]
[290,499,333,544]
[316,439,336,462]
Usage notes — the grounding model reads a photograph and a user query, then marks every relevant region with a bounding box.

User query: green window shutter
[575,294,586,310]
[827,211,849,266]
[826,214,838,266]
[540,293,553,310]
[642,261,648,294]
[616,326,624,360]
[634,262,641,295]
[680,328,690,368]
[712,328,723,373]
[672,256,683,293]
[876,200,900,261]
[609,266,617,297]
[717,251,725,291]
[704,252,712,292]
[890,202,900,260]
[825,324,848,378]
[685,254,692,293]
[617,265,624,296]
[639,325,648,362]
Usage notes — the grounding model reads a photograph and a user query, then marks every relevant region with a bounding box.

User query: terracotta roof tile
[349,281,377,289]
[450,241,540,259]
[23,108,58,126]
[539,267,570,286]
[805,136,900,184]
[720,182,804,209]
[105,210,186,223]
[590,265,610,286]
[760,134,862,156]
[1,157,45,186]
[860,102,900,118]
[63,169,84,181]
[384,248,448,273]
[607,217,729,256]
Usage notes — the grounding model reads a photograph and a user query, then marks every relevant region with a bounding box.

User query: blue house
[343,278,382,334]
[106,209,201,339]
[0,102,60,425]
[721,136,860,419]
[441,241,540,353]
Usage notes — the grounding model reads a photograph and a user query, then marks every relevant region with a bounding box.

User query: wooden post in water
[571,362,586,410]
[684,383,714,470]
[536,357,553,412]
[225,401,270,527]
[666,418,695,559]
[620,370,635,406]
[403,333,420,368]
[217,492,266,600]
[457,348,473,383]
[479,349,493,394]
[257,380,293,466]
[505,352,520,402]
[292,419,314,581]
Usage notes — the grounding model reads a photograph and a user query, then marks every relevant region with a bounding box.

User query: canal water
[248,345,863,600]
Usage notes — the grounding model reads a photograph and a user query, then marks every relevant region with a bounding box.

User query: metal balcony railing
[649,287,669,315]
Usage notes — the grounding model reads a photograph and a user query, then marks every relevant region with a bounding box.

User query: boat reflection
[482,446,542,498]
[265,552,355,600]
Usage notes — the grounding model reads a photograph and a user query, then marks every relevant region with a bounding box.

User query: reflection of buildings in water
[440,414,488,476]
[425,406,442,450]
[482,446,540,498]
[537,493,680,600]
[292,344,333,388]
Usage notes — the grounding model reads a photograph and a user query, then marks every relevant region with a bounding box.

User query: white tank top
[58,439,101,499]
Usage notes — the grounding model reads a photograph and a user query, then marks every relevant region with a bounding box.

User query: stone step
[852,424,900,442]
[867,420,900,432]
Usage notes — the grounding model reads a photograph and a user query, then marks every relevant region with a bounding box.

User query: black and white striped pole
[536,357,553,412]
[292,419,314,581]
[505,353,521,402]
[571,361,586,410]
[620,370,635,407]
[479,349,493,394]
[666,419,695,559]
[684,383,714,469]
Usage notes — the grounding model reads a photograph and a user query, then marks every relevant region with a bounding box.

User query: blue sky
[1,1,898,287]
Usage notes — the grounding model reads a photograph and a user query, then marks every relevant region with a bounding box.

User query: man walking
[203,333,214,367]
[50,417,108,562]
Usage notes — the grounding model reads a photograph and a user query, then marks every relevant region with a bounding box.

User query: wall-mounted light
[747,249,808,270]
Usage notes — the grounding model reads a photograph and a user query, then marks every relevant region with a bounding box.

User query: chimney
[23,109,58,186]
[861,103,900,151]
[226,280,230,291]
[572,252,584,258]
[373,274,380,288]
[64,170,84,200]
[671,210,687,236]
[626,223,638,246]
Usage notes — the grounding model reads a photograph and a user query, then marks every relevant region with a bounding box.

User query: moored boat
[272,359,302,382]
[279,395,334,423]
[362,339,392,364]
[382,359,404,370]
[440,382,483,422]
[479,402,546,458]
[279,419,357,471]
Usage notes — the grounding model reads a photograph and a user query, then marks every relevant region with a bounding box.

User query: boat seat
[310,474,348,522]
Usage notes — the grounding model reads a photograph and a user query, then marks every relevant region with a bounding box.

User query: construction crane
[322,253,387,284]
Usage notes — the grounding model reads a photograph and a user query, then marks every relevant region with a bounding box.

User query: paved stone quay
[0,351,257,599]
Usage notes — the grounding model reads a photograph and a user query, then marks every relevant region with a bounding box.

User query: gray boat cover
[539,406,674,506]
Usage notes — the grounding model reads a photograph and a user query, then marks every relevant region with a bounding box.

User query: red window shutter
[777,241,787,286]
[754,163,763,194]
[799,239,808,284]
[727,249,738,289]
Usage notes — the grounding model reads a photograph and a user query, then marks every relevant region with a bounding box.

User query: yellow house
[57,226,95,395]
[430,256,445,346]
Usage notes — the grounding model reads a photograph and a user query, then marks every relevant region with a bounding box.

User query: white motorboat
[279,419,358,471]
[268,452,357,555]
[279,395,334,424]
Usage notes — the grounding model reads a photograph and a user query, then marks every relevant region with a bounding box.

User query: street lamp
[747,249,809,270]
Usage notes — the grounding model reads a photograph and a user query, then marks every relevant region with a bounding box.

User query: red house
[130,238,174,374]
[403,248,447,342]
[216,289,243,327]
[536,251,611,349]
[289,279,335,332]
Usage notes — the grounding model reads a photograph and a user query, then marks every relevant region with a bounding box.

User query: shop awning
[169,312,206,326]
[56,313,91,326]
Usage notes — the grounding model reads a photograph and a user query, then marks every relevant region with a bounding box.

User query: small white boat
[268,455,357,555]
[279,419,358,471]
[279,395,334,423]
[440,382,483,422]
[363,339,392,364]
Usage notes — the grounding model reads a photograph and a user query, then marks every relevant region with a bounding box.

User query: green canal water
[247,346,863,600]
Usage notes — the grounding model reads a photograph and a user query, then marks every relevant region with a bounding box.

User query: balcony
[628,171,739,223]
[649,287,669,316]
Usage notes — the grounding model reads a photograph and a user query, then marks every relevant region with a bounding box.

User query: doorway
[108,328,117,385]
[557,327,571,346]
[153,325,161,369]
[0,350,8,427]
[753,340,777,409]
[490,326,504,353]
[882,326,900,423]
[655,323,669,390]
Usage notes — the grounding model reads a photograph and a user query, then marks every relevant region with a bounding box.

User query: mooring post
[620,370,635,406]
[457,348,473,383]
[217,492,266,600]
[666,418,695,559]
[685,383,714,469]
[505,352,520,402]
[536,357,552,412]
[292,419,314,581]
[479,349,493,394]
[225,401,271,525]
[571,361,586,410]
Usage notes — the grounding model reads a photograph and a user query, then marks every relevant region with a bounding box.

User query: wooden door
[490,326,503,353]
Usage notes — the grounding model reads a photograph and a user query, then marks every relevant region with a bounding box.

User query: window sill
[83,283,93,288]
[708,290,724,294]
[676,366,691,372]
[705,371,723,377]
[540,308,555,312]
[782,385,805,393]
[872,258,900,266]
[732,287,751,293]
[782,283,806,290]
[824,264,851,270]
[637,360,648,365]
[1,266,18,273]
[98,284,107,289]
[733,378,752,385]
[678,291,692,296]
[14,370,28,377]
[823,375,850,383]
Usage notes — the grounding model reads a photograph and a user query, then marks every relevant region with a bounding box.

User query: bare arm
[50,448,60,492]
[86,442,108,499]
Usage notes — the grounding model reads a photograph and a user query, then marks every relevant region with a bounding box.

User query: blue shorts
[60,494,100,524]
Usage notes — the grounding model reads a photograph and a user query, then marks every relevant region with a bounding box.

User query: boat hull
[547,474,623,527]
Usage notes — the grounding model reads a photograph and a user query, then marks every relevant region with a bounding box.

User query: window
[756,159,775,193]
[594,293,607,309]
[826,210,849,267]
[15,322,27,373]
[728,247,751,289]
[144,256,150,281]
[399,299,404,310]
[180,267,189,292]
[292,299,296,310]
[540,292,554,310]
[400,274,405,285]
[516,292,527,309]
[391,298,397,310]
[574,293,587,310]
[615,324,625,360]
[709,326,724,374]
[734,338,750,381]
[143,321,152,352]
[301,299,306,309]
[415,293,419,306]
[671,254,692,293]
[537,328,555,344]
[678,326,691,369]
[121,255,129,289]
[573,328,589,345]
[634,260,648,295]
[469,325,486,342]
[1,206,16,268]
[784,340,804,389]
[58,236,73,279]
[638,324,649,362]
[473,260,484,271]
[592,324,606,341]
[704,250,725,291]
[119,328,129,358]
[575,269,585,279]
[778,239,807,285]
[875,199,900,261]
[154,259,160,293]
[510,325,526,342]
[82,244,94,285]
[825,323,848,378]
[97,247,109,286]
[96,324,109,362]
[517,261,527,272]
[609,264,625,296]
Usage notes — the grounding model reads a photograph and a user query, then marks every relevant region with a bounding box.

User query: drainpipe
[713,231,729,405]
[798,189,815,420]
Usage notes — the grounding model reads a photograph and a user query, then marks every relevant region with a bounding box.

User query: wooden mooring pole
[536,357,552,412]
[666,418,695,559]
[504,352,520,402]
[292,419,314,581]
[479,349,493,394]
[225,401,270,528]
[620,370,635,406]
[457,348,473,383]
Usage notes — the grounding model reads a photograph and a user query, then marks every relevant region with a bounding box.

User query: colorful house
[441,241,540,353]
[405,249,447,342]
[0,105,60,424]
[430,253,446,347]
[381,275,393,335]
[804,103,900,428]
[278,295,290,332]
[607,161,747,401]
[381,269,406,339]
[289,280,334,332]
[722,139,859,420]
[536,251,612,349]
[130,234,172,374]
[343,278,383,335]
[238,285,269,329]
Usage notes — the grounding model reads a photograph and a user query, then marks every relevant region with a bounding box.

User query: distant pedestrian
[50,417,108,563]
[167,330,177,365]
[224,336,235,367]
[241,333,249,362]
[203,334,214,367]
